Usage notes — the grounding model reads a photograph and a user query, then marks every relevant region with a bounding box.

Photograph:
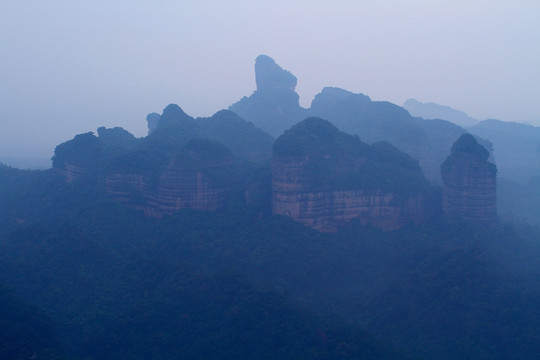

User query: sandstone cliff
[441,134,497,223]
[105,139,238,217]
[53,107,258,216]
[52,132,101,183]
[272,118,437,232]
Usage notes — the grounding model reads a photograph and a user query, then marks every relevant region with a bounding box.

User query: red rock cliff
[441,134,497,223]
[272,157,430,232]
[105,139,237,217]
[272,118,435,232]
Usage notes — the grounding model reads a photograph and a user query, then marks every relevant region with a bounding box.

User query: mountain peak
[450,133,489,161]
[255,55,297,92]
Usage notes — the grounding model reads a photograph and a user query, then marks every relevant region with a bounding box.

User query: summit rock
[255,55,297,92]
[441,134,497,223]
[229,56,306,137]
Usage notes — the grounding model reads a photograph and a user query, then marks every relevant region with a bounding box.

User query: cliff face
[52,132,101,183]
[272,157,429,232]
[105,173,159,217]
[53,104,273,217]
[105,168,233,218]
[54,131,239,217]
[105,139,238,217]
[58,162,92,183]
[272,118,436,232]
[441,134,497,223]
[153,153,235,215]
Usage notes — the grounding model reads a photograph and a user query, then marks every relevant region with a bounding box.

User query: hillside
[1,55,540,360]
[1,178,540,358]
[272,117,438,232]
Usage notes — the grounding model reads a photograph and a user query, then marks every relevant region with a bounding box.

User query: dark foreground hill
[0,187,405,359]
[1,145,540,359]
[1,178,540,359]
[0,285,63,360]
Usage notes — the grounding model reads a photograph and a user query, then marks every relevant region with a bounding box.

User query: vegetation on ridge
[274,117,430,194]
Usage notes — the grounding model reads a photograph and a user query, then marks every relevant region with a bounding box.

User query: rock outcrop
[309,87,436,179]
[53,105,268,217]
[52,132,101,183]
[146,112,161,135]
[142,105,273,163]
[105,139,238,217]
[229,56,496,184]
[229,55,307,137]
[255,54,297,92]
[198,110,274,163]
[272,118,437,232]
[97,126,138,150]
[441,134,497,223]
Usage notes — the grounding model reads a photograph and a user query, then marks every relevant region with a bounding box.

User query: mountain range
[1,55,540,359]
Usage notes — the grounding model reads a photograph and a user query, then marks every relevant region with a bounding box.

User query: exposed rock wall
[271,118,436,232]
[54,126,243,217]
[441,134,497,223]
[104,138,237,217]
[155,162,233,214]
[105,162,234,218]
[105,173,160,217]
[58,162,92,183]
[272,156,430,232]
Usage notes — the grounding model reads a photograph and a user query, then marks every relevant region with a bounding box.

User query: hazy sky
[1,1,539,159]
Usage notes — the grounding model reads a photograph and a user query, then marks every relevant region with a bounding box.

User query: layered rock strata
[105,167,233,218]
[105,139,237,217]
[52,132,100,183]
[441,134,497,223]
[272,159,429,232]
[53,104,272,216]
[272,118,435,232]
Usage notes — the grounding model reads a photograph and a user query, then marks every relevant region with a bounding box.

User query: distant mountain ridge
[49,109,496,232]
[229,56,491,184]
[43,54,508,231]
[403,98,478,127]
[467,119,540,182]
[403,98,540,183]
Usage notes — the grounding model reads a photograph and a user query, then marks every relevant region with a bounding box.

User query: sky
[1,0,539,161]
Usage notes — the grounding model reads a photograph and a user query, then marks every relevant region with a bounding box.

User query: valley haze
[1,1,539,166]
